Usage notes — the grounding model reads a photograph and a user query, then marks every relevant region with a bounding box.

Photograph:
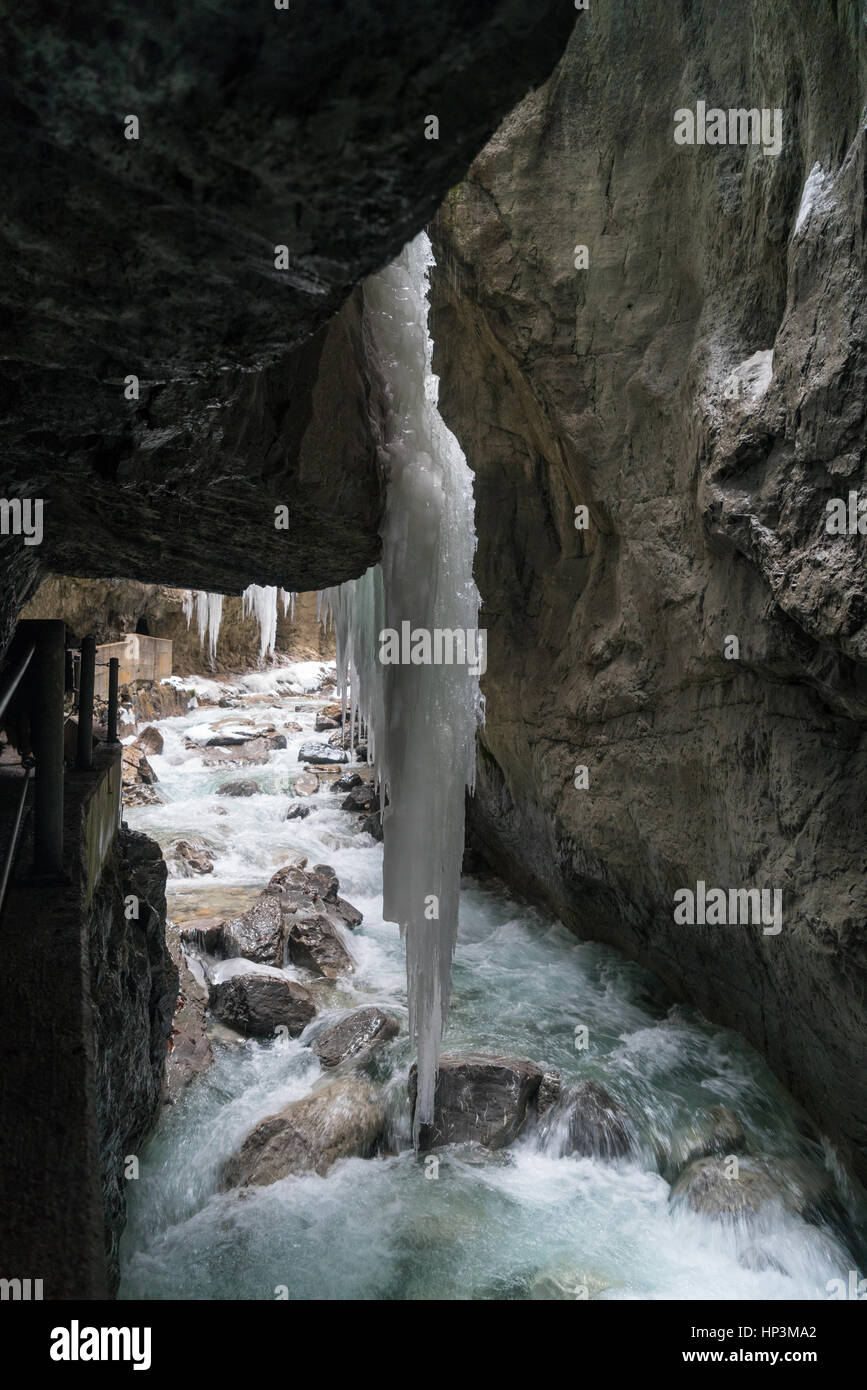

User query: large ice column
[242,584,279,661]
[183,590,224,665]
[323,232,483,1139]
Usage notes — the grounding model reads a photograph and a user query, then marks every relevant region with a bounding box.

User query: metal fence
[0,623,122,917]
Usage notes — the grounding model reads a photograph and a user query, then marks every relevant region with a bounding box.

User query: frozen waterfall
[182,591,224,666]
[322,231,483,1140]
[183,585,296,664]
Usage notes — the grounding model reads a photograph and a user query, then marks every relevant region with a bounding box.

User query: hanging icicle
[242,584,279,661]
[322,231,484,1141]
[186,591,223,665]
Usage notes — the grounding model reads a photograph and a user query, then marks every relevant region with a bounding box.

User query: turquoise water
[119,678,861,1300]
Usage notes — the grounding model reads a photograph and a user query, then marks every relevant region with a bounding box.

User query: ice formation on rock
[242,584,279,661]
[183,590,224,665]
[322,232,483,1138]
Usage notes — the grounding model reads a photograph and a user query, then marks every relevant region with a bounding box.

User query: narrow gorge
[0,0,864,1328]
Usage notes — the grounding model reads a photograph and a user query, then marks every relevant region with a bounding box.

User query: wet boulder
[203,735,284,767]
[668,1155,840,1224]
[310,863,339,902]
[122,743,157,785]
[332,896,363,930]
[312,1007,399,1068]
[179,915,225,955]
[670,1157,788,1219]
[284,804,311,821]
[209,973,315,1039]
[761,1158,842,1226]
[221,896,288,966]
[170,838,215,876]
[663,1105,747,1181]
[124,782,162,807]
[543,1080,635,1160]
[293,771,320,796]
[215,779,260,797]
[336,771,363,792]
[165,932,213,1101]
[267,863,316,894]
[359,813,383,842]
[341,783,380,814]
[203,730,257,747]
[221,1076,386,1189]
[298,741,348,765]
[136,725,164,756]
[263,863,363,931]
[536,1069,562,1119]
[287,914,355,978]
[315,713,340,731]
[409,1054,544,1150]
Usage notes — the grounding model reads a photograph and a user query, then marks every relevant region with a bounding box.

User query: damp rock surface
[209,974,315,1039]
[0,1,574,652]
[409,1054,544,1150]
[312,1007,399,1069]
[431,0,867,1180]
[221,1077,386,1188]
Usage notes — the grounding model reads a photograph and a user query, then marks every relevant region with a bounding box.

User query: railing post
[76,635,95,771]
[107,657,120,744]
[30,620,65,875]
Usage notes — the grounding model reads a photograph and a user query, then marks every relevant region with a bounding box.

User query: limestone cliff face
[0,0,575,653]
[89,829,177,1295]
[432,2,867,1178]
[22,579,334,672]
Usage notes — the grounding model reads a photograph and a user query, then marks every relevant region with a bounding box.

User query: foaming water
[119,681,861,1300]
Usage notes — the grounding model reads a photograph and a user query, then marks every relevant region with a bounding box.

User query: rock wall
[22,579,334,672]
[89,828,177,1295]
[0,0,576,654]
[0,751,175,1298]
[432,1,867,1179]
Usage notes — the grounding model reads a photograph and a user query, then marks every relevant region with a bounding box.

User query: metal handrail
[0,643,36,721]
[0,762,33,920]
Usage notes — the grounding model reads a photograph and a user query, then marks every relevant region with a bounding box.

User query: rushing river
[119,669,861,1301]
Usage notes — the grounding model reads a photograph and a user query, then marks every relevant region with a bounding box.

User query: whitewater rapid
[118,674,861,1300]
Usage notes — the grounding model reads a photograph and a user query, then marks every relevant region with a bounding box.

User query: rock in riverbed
[221,1077,386,1188]
[312,1007,399,1068]
[409,1054,544,1150]
[662,1105,747,1181]
[216,779,260,797]
[341,783,380,814]
[359,813,383,842]
[670,1155,838,1222]
[170,838,215,876]
[180,896,287,966]
[297,741,348,765]
[180,866,363,976]
[165,928,213,1100]
[136,725,164,756]
[122,744,157,785]
[287,914,355,978]
[541,1080,635,1160]
[222,897,288,965]
[209,973,315,1039]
